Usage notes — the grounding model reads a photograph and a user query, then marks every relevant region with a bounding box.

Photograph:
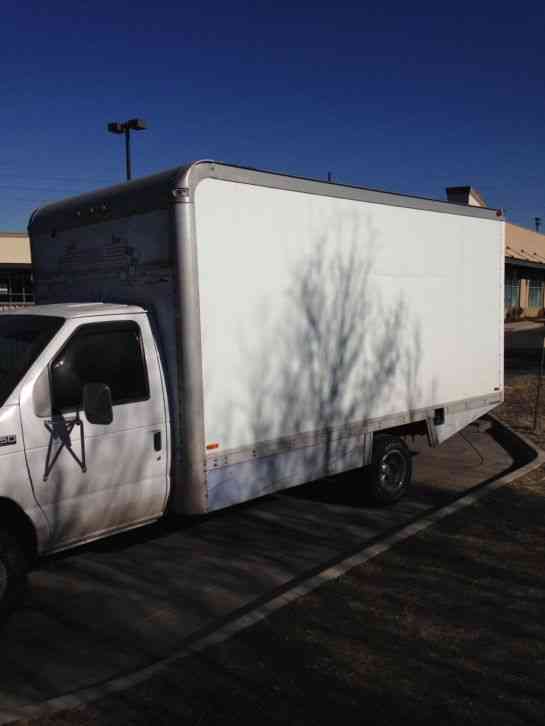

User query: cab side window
[51,321,149,413]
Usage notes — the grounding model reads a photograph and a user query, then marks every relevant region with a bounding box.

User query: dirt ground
[12,330,545,726]
[502,325,545,447]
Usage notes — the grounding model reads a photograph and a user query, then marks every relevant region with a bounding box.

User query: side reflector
[206,443,219,450]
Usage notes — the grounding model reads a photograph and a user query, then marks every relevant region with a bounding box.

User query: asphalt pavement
[504,320,544,353]
[0,420,520,715]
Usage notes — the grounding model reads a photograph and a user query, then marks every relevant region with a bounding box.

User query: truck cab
[0,303,170,615]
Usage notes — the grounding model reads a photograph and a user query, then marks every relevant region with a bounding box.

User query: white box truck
[0,161,504,616]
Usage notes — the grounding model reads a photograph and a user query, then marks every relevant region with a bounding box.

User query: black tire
[0,530,28,622]
[367,434,412,505]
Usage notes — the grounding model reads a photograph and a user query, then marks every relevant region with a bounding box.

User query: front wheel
[0,531,28,622]
[367,434,412,505]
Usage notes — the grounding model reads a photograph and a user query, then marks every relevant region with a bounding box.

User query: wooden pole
[533,335,545,433]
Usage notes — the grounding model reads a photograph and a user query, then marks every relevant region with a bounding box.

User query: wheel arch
[377,420,429,440]
[0,498,38,564]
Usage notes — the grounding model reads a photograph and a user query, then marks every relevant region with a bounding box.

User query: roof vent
[446,186,486,208]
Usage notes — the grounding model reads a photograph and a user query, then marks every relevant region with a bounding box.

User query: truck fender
[0,498,38,565]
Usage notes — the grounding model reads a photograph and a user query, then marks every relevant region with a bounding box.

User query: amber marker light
[206,443,220,450]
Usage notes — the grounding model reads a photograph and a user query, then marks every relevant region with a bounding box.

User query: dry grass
[499,331,545,448]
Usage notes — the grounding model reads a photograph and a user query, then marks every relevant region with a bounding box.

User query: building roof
[0,233,31,265]
[505,223,545,266]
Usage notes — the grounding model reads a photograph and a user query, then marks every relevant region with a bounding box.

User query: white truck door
[20,316,168,550]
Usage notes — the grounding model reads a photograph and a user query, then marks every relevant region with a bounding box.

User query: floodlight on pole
[107,118,147,181]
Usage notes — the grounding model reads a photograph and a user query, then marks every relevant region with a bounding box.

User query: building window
[0,269,33,305]
[505,275,520,309]
[528,279,544,309]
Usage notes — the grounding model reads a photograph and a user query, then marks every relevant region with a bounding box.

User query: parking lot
[0,418,524,719]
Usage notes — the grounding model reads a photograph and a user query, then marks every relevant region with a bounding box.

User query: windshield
[0,315,64,406]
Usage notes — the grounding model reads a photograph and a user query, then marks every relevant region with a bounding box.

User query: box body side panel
[194,178,503,509]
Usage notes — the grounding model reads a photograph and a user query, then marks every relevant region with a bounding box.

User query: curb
[504,321,545,334]
[2,417,544,725]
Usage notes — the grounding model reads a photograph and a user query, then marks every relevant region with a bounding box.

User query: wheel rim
[0,560,8,602]
[379,451,407,493]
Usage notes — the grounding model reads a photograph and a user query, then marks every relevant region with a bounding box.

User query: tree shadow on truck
[223,214,429,507]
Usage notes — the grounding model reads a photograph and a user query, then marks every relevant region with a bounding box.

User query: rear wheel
[367,434,412,504]
[0,530,28,622]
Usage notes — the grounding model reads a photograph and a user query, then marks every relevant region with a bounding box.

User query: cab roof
[0,303,146,319]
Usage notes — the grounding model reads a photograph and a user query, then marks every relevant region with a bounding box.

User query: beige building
[0,232,33,309]
[503,223,545,318]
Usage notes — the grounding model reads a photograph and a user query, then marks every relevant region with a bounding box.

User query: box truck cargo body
[0,161,504,615]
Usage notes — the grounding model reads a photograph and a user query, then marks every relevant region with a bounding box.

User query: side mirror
[83,383,113,425]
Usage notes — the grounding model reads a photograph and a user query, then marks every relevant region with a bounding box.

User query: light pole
[107,118,147,181]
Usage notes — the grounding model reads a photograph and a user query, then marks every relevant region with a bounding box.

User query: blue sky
[2,1,545,230]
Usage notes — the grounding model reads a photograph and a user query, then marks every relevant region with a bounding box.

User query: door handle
[153,431,162,451]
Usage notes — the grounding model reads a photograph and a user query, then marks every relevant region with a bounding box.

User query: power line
[1,195,58,205]
[0,175,115,186]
